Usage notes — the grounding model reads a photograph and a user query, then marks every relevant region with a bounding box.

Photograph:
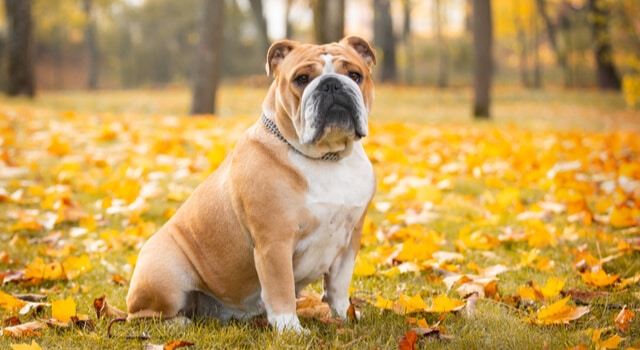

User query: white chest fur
[289,143,374,288]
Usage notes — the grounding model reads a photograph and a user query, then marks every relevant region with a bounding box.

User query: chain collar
[261,114,340,161]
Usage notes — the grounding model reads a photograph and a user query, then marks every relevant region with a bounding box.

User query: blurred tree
[248,0,270,54]
[33,0,93,89]
[535,0,582,87]
[515,2,530,87]
[434,0,449,88]
[587,0,621,90]
[0,31,4,91]
[4,0,35,97]
[535,0,564,67]
[374,0,396,82]
[401,0,414,85]
[190,0,224,115]
[472,0,493,118]
[312,0,344,43]
[120,0,198,86]
[83,0,98,89]
[531,1,541,88]
[557,1,593,87]
[285,0,294,38]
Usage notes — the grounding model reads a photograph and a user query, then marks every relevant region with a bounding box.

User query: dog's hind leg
[126,233,197,320]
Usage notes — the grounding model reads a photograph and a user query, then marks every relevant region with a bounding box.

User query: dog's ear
[340,36,377,68]
[266,40,299,77]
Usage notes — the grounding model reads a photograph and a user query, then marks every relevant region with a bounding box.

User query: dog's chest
[289,144,374,284]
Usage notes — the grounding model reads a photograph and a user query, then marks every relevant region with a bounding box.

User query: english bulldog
[126,36,377,333]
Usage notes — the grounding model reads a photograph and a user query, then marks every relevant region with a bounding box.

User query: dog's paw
[329,299,360,319]
[269,313,310,334]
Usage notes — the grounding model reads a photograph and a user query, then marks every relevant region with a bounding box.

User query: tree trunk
[517,24,530,88]
[190,0,224,115]
[587,0,621,91]
[402,0,414,85]
[559,1,573,87]
[248,0,270,54]
[83,0,99,89]
[535,0,567,68]
[312,0,344,43]
[374,0,396,82]
[53,26,65,89]
[532,8,541,88]
[435,0,449,88]
[0,35,4,91]
[4,0,35,97]
[472,0,493,119]
[285,0,294,39]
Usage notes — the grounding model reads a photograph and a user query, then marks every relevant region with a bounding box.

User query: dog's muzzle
[300,74,368,145]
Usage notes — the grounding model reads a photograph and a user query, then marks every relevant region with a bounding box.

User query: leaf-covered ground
[1,87,639,349]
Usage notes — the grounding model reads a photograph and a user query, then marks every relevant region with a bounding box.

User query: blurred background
[1,0,639,114]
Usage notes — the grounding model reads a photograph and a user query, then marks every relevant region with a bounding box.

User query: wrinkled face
[267,38,376,158]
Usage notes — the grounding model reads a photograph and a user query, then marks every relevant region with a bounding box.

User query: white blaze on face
[321,54,335,74]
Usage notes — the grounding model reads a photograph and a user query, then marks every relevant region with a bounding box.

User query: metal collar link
[261,114,340,161]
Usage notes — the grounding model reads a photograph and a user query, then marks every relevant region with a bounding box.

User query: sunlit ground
[2,84,636,131]
[0,85,638,349]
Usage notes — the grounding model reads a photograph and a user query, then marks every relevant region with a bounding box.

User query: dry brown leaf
[398,330,418,350]
[111,274,128,286]
[4,316,21,327]
[93,295,128,319]
[163,340,194,350]
[296,291,330,319]
[614,306,635,333]
[1,321,46,337]
[560,289,609,304]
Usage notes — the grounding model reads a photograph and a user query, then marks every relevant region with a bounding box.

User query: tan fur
[126,36,376,331]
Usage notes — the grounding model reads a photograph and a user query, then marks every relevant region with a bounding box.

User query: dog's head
[263,36,376,159]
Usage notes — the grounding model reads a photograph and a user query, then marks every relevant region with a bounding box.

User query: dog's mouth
[303,98,367,146]
[312,104,360,140]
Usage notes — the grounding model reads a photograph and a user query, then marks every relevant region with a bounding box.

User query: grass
[1,85,639,349]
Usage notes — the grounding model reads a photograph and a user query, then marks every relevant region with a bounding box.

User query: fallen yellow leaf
[52,296,76,322]
[398,293,427,314]
[541,277,565,300]
[590,328,625,349]
[532,296,589,325]
[373,294,395,311]
[0,291,27,313]
[10,340,43,350]
[580,268,619,288]
[24,257,64,281]
[516,285,539,301]
[426,294,466,313]
[610,205,638,228]
[353,255,376,276]
[62,254,94,280]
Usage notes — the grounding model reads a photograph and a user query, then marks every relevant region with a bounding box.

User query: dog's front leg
[253,241,305,333]
[323,225,363,320]
[322,249,357,319]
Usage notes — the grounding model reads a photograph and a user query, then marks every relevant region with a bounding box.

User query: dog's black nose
[319,77,342,93]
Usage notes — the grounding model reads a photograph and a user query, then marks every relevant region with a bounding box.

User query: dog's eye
[294,74,310,86]
[348,71,362,84]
